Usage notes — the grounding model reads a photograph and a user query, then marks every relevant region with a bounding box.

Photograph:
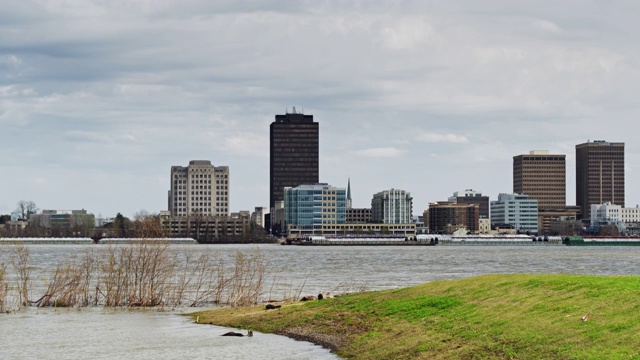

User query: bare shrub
[225,249,266,307]
[34,250,96,307]
[187,252,222,307]
[2,243,273,310]
[0,258,9,312]
[10,245,31,306]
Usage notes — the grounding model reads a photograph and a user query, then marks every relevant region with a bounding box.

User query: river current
[1,244,639,359]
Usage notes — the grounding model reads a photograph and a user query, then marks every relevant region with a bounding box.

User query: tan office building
[169,160,229,217]
[513,150,566,211]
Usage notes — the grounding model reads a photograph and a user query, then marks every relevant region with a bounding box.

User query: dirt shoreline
[277,326,347,352]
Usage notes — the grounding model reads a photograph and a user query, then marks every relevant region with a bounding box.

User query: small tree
[132,210,169,238]
[113,213,131,238]
[16,200,39,221]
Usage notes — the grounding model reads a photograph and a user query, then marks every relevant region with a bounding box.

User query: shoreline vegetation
[0,242,271,311]
[191,274,640,359]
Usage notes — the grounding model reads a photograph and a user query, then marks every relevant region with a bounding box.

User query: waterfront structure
[490,194,539,233]
[270,110,319,235]
[284,183,346,236]
[427,201,480,234]
[169,160,229,217]
[346,208,372,224]
[371,189,413,224]
[576,140,625,219]
[448,189,490,218]
[513,150,566,211]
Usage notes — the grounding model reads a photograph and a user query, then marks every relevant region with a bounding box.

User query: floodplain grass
[192,274,640,359]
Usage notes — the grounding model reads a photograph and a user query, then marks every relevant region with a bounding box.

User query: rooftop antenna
[292,106,296,114]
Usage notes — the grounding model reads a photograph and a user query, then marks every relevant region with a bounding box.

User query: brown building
[427,202,479,234]
[346,208,372,224]
[270,110,319,234]
[513,150,566,211]
[448,189,490,219]
[576,141,625,219]
[537,209,578,235]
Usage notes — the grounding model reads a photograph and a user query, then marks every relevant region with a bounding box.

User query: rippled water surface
[2,243,640,359]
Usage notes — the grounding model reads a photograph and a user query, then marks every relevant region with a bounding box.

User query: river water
[1,244,639,359]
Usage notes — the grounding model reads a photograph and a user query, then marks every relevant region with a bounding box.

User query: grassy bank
[191,274,640,359]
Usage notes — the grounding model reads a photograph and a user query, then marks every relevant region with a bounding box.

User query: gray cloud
[0,0,638,217]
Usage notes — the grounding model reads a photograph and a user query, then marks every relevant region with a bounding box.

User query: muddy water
[1,244,639,359]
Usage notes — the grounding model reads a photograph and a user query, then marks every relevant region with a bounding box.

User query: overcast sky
[1,0,639,219]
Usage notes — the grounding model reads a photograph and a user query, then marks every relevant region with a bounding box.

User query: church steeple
[347,178,352,209]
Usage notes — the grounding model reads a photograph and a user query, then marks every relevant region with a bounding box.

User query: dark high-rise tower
[576,140,625,219]
[269,110,319,233]
[513,150,566,211]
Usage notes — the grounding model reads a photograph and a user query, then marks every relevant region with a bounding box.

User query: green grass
[191,274,640,359]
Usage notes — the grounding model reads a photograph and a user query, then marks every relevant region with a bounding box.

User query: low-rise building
[538,208,579,235]
[163,214,266,243]
[29,209,95,236]
[479,218,491,233]
[346,208,372,224]
[490,194,539,234]
[448,189,490,219]
[427,201,479,234]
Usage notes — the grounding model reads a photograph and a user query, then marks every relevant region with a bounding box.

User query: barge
[284,235,436,246]
[562,236,640,246]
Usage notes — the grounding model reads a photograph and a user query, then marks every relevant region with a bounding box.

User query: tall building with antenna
[269,108,319,235]
[576,140,625,219]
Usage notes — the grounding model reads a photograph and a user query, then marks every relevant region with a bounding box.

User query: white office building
[169,160,229,217]
[371,189,413,224]
[592,202,640,226]
[251,207,267,228]
[490,193,539,233]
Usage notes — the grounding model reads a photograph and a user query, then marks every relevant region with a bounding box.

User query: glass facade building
[284,184,346,235]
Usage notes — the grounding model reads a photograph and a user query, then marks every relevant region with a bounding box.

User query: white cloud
[532,20,561,34]
[29,177,47,186]
[379,16,433,50]
[355,147,407,158]
[222,133,269,158]
[418,133,469,144]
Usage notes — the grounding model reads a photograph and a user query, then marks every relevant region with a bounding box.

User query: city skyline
[1,1,640,218]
